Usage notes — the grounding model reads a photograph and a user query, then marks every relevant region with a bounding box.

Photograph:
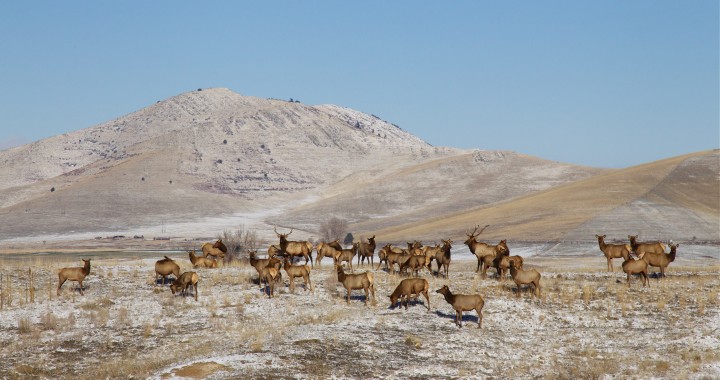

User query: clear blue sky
[0,1,717,168]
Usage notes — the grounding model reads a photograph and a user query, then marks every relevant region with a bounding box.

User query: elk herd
[52,225,682,329]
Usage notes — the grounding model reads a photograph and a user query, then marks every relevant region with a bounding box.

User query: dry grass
[0,253,718,379]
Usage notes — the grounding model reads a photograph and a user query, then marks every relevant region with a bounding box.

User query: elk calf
[262,266,282,298]
[58,259,91,296]
[436,285,484,328]
[389,278,430,310]
[622,256,649,287]
[171,271,199,301]
[249,251,282,288]
[283,257,313,292]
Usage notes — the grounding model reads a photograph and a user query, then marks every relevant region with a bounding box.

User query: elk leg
[456,310,463,327]
[193,283,198,301]
[78,280,84,295]
[422,290,430,311]
[476,309,483,328]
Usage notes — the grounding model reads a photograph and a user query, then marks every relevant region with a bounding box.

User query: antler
[466,224,490,237]
[287,228,293,236]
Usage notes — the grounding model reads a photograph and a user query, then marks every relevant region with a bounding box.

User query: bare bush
[220,225,259,262]
[319,217,348,242]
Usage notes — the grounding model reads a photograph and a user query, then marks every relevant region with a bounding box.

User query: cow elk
[389,278,430,310]
[435,285,484,328]
[57,259,91,296]
[639,243,679,279]
[201,239,226,260]
[154,256,180,286]
[171,271,199,301]
[357,235,376,267]
[333,243,358,272]
[316,240,341,266]
[336,266,375,305]
[188,250,218,268]
[595,235,631,272]
[399,254,431,277]
[628,235,666,256]
[509,261,541,298]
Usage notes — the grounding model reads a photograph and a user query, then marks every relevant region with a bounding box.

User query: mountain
[0,88,714,243]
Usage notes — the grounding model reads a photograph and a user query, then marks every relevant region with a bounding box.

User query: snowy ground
[0,244,718,379]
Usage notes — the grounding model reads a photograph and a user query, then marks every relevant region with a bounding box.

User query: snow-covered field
[0,244,718,379]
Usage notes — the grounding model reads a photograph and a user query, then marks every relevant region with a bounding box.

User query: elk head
[464,225,489,245]
[274,226,293,242]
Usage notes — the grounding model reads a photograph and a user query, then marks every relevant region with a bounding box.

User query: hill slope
[368,150,720,242]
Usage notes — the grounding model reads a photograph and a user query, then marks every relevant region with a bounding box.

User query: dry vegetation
[0,247,718,379]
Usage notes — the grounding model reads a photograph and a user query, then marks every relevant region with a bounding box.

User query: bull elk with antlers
[275,227,313,267]
[464,225,510,278]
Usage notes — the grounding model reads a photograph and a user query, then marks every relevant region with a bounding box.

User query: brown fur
[283,257,313,292]
[464,225,508,276]
[509,261,541,297]
[389,278,430,310]
[356,235,376,267]
[201,239,226,260]
[261,266,281,298]
[170,271,199,301]
[57,259,91,296]
[400,254,431,277]
[315,240,341,266]
[249,251,282,288]
[639,243,679,278]
[386,251,412,275]
[436,285,484,328]
[376,244,392,271]
[595,235,631,272]
[336,266,375,305]
[628,235,667,256]
[275,227,313,267]
[333,243,358,271]
[188,250,218,268]
[154,256,180,286]
[621,256,649,287]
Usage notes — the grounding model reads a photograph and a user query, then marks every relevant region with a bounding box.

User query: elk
[154,256,180,286]
[336,266,375,305]
[399,254,431,277]
[315,240,341,266]
[595,235,631,272]
[387,250,412,275]
[621,255,649,287]
[188,250,218,268]
[389,278,430,310]
[283,257,313,292]
[509,261,541,297]
[201,239,226,260]
[275,227,313,267]
[493,247,523,280]
[435,285,484,328]
[433,239,453,278]
[267,244,281,258]
[638,243,679,279]
[261,265,282,298]
[376,244,393,271]
[333,243,358,272]
[170,271,199,301]
[628,235,666,256]
[464,225,507,274]
[357,235,376,267]
[249,251,282,288]
[57,259,91,296]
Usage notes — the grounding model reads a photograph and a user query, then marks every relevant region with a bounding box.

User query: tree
[318,217,348,242]
[344,233,354,245]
